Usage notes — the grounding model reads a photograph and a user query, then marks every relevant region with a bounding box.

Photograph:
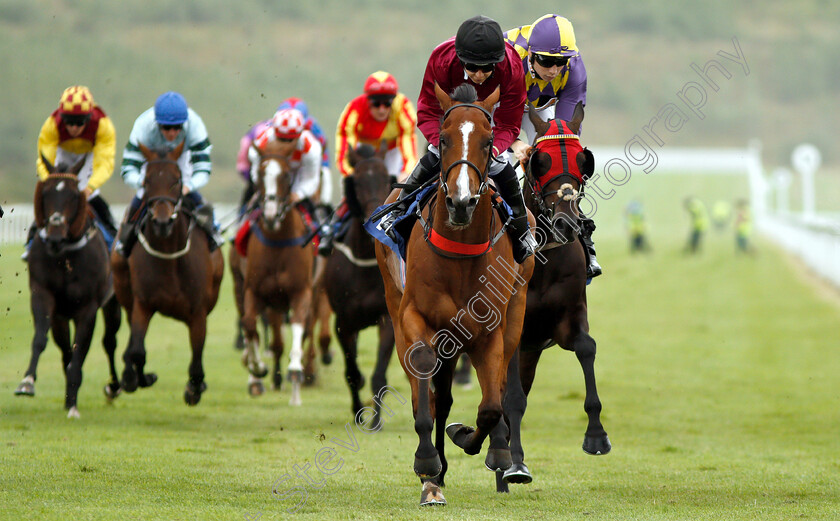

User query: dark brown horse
[374,84,534,506]
[111,142,224,405]
[323,143,395,422]
[16,155,121,418]
[229,140,313,405]
[497,104,610,492]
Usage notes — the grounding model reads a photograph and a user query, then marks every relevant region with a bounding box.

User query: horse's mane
[451,84,478,104]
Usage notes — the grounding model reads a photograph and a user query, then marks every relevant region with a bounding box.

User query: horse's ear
[376,140,388,159]
[479,86,501,113]
[33,180,46,228]
[69,156,86,176]
[434,82,452,112]
[168,140,185,161]
[527,106,551,141]
[137,142,155,161]
[347,144,360,169]
[39,151,55,175]
[576,147,595,180]
[68,184,88,238]
[567,102,585,135]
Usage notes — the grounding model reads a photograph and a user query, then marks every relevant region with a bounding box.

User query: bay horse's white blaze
[262,159,281,219]
[456,121,475,200]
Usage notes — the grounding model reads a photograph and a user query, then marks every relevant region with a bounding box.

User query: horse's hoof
[121,368,138,393]
[419,481,446,506]
[303,372,317,387]
[14,381,35,397]
[252,364,269,379]
[445,423,478,454]
[272,372,283,391]
[503,462,532,484]
[484,448,512,472]
[103,382,122,402]
[234,333,245,351]
[184,381,207,406]
[66,407,81,419]
[413,454,442,479]
[139,373,158,388]
[248,380,265,397]
[321,351,333,365]
[583,434,611,455]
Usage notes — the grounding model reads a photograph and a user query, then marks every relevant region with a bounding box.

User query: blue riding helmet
[154,91,189,125]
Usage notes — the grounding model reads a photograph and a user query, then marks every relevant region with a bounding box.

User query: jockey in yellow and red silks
[317,71,418,256]
[25,86,119,257]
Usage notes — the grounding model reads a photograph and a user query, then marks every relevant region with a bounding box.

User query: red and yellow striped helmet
[58,86,95,115]
[364,71,398,97]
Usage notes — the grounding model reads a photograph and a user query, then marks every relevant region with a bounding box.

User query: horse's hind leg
[65,305,98,418]
[501,347,542,489]
[266,309,285,394]
[570,330,610,455]
[370,315,395,426]
[336,322,364,415]
[52,316,72,375]
[121,302,157,393]
[101,296,122,401]
[184,315,208,406]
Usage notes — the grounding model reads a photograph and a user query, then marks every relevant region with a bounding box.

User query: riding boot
[21,221,37,261]
[493,163,537,264]
[381,151,439,241]
[194,204,224,251]
[580,216,602,279]
[317,207,341,256]
[88,195,118,246]
[115,221,137,257]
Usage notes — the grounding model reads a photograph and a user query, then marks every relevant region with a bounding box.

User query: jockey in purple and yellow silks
[506,14,601,280]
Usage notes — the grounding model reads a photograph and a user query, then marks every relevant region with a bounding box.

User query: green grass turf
[1,178,838,519]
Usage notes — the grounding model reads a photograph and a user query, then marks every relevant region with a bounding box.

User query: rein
[333,241,378,267]
[137,214,195,259]
[137,159,192,259]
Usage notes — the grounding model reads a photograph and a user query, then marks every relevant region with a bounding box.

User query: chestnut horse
[498,104,610,492]
[229,140,313,405]
[323,144,395,422]
[111,142,224,405]
[15,156,121,418]
[374,84,534,506]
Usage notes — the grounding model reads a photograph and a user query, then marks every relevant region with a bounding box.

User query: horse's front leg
[184,313,208,406]
[121,300,156,393]
[565,326,610,456]
[16,287,55,397]
[431,358,455,489]
[64,303,98,418]
[266,308,285,393]
[287,287,312,407]
[336,322,364,415]
[446,330,507,458]
[500,346,542,490]
[400,307,445,506]
[241,288,268,382]
[101,296,122,401]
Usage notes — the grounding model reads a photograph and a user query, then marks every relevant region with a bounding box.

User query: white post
[791,144,821,221]
[773,167,792,215]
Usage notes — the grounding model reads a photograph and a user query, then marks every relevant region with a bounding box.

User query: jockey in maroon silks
[381,15,537,264]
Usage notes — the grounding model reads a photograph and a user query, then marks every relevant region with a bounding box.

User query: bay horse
[374,84,535,506]
[110,142,224,405]
[229,140,313,405]
[16,155,121,418]
[497,103,610,492]
[323,143,395,423]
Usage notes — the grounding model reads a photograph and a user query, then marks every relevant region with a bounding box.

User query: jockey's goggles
[159,123,183,131]
[533,53,569,69]
[462,61,495,73]
[368,96,395,108]
[63,114,90,127]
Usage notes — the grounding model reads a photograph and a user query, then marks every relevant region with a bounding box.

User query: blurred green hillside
[1,0,838,204]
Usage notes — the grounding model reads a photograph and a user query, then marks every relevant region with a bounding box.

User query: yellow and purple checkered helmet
[58,86,94,115]
[529,14,579,57]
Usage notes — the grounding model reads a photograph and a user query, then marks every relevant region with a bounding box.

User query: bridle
[525,147,583,244]
[136,157,195,259]
[257,153,295,229]
[143,158,185,222]
[438,103,494,198]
